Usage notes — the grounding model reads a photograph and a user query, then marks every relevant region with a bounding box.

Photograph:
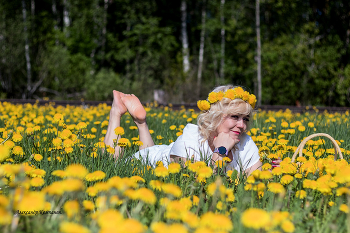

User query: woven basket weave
[291,133,344,163]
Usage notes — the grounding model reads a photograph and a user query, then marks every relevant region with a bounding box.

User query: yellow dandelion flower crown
[197,87,257,111]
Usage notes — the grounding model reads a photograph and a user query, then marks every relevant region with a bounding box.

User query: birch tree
[52,0,59,45]
[220,0,225,83]
[256,0,262,106]
[22,0,32,98]
[197,1,206,98]
[181,0,190,73]
[63,0,70,38]
[31,0,35,16]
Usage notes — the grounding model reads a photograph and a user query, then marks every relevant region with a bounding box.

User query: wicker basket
[291,133,344,163]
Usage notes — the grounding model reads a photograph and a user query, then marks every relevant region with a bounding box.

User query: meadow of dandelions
[0,101,350,233]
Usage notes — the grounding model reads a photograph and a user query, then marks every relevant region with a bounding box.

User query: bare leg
[121,94,155,150]
[104,90,127,159]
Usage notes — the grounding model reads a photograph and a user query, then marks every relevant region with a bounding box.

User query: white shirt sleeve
[168,124,212,161]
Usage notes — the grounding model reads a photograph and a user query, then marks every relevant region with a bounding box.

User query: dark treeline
[0,0,350,106]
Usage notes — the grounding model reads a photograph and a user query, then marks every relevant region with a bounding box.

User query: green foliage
[0,0,350,106]
[84,68,123,101]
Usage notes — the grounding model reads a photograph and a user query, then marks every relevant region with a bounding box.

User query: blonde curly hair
[197,85,254,141]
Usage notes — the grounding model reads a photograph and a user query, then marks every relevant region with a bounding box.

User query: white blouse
[134,123,260,172]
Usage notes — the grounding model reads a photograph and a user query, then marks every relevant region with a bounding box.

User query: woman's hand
[213,132,240,152]
[271,157,282,168]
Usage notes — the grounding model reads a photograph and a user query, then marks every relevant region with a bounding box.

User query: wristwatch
[213,146,228,156]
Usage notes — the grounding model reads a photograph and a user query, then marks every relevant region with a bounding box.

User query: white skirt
[133,142,175,167]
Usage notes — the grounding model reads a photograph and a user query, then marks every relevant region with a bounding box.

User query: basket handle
[291,133,344,163]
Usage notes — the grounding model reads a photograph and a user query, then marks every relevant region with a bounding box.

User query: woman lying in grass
[104,85,263,175]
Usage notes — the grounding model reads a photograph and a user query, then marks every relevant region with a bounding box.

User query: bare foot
[112,90,127,116]
[121,94,146,124]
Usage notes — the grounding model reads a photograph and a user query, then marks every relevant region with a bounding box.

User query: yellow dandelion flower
[33,154,43,161]
[133,141,143,146]
[308,122,315,128]
[65,164,89,179]
[52,170,66,178]
[162,183,182,197]
[59,222,90,233]
[207,182,226,196]
[0,208,12,225]
[59,129,72,139]
[52,137,62,147]
[298,125,306,132]
[262,163,272,171]
[196,166,213,179]
[90,152,98,158]
[12,146,24,156]
[192,195,199,206]
[208,92,218,103]
[248,95,257,108]
[295,190,307,199]
[259,170,272,180]
[267,183,285,194]
[241,208,270,229]
[63,139,74,148]
[12,133,23,142]
[242,91,250,101]
[303,179,317,190]
[114,127,125,135]
[216,91,224,101]
[246,176,255,184]
[339,204,349,213]
[224,89,235,99]
[280,175,294,185]
[65,147,74,154]
[336,187,350,196]
[77,122,87,130]
[29,169,46,178]
[117,138,131,147]
[281,220,295,233]
[30,177,45,187]
[149,180,163,191]
[154,166,169,177]
[0,195,9,207]
[82,200,94,211]
[200,212,233,231]
[0,145,10,162]
[85,171,106,182]
[168,163,181,173]
[4,140,15,149]
[16,192,45,214]
[135,188,156,204]
[53,113,64,122]
[197,100,211,111]
[63,200,80,219]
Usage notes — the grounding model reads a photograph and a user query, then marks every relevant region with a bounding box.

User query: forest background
[1,0,350,107]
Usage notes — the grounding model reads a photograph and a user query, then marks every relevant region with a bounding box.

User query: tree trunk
[22,0,32,99]
[52,0,59,45]
[220,0,225,83]
[63,0,70,38]
[197,1,206,98]
[256,0,262,106]
[181,0,190,73]
[31,0,35,16]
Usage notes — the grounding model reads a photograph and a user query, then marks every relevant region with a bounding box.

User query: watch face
[218,146,227,155]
